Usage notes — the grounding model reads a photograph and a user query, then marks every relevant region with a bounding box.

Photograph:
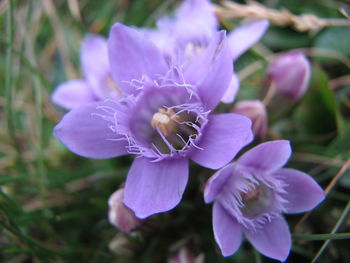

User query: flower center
[150,107,201,154]
[241,187,261,203]
[240,184,272,219]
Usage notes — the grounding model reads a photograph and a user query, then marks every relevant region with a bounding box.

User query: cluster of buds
[233,51,311,138]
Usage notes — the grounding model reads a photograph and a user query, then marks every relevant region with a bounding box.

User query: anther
[151,108,180,136]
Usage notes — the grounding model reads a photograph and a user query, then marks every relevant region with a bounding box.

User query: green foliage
[294,66,338,136]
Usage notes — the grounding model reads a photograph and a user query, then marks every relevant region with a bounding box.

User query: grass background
[1,0,350,262]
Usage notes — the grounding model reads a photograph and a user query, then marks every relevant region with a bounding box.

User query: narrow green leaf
[293,232,350,241]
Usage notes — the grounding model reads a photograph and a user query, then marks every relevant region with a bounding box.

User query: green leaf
[314,27,350,64]
[293,66,338,136]
[262,27,312,50]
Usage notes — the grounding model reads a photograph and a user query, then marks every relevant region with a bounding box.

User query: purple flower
[108,188,142,233]
[143,0,269,103]
[54,23,253,218]
[267,51,311,101]
[52,34,120,110]
[204,140,325,261]
[232,100,268,138]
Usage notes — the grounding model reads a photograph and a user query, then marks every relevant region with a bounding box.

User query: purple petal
[228,20,269,60]
[140,28,174,60]
[238,140,291,172]
[171,0,217,45]
[184,31,233,110]
[244,215,291,261]
[53,101,128,159]
[213,202,243,257]
[276,168,325,214]
[52,80,97,110]
[81,34,109,81]
[108,23,168,95]
[204,163,235,203]
[124,157,189,219]
[190,113,253,169]
[221,74,240,103]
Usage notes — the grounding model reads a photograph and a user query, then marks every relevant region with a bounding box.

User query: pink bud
[108,188,141,233]
[232,100,267,138]
[168,248,205,263]
[267,51,311,101]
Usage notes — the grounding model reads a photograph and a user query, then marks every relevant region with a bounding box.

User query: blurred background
[1,0,350,262]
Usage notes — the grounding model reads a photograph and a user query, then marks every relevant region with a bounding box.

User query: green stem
[293,232,350,241]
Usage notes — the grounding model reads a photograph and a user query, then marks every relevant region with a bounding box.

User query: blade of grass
[0,219,56,259]
[25,0,46,200]
[293,232,350,241]
[310,201,350,263]
[43,0,76,78]
[0,36,48,86]
[4,0,23,169]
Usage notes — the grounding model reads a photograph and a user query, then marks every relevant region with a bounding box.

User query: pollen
[151,108,180,136]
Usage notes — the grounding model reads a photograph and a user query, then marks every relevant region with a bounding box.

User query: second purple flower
[204,140,325,261]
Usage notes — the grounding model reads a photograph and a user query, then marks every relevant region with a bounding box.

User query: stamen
[151,108,180,137]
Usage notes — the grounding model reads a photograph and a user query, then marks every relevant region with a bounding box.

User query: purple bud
[232,100,267,138]
[108,188,141,233]
[267,51,311,101]
[168,248,205,263]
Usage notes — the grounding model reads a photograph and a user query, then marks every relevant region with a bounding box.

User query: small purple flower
[143,0,270,103]
[267,51,311,101]
[108,188,142,233]
[54,23,253,218]
[204,140,325,261]
[52,34,120,110]
[232,100,268,138]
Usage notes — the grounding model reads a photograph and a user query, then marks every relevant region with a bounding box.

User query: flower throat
[150,107,200,154]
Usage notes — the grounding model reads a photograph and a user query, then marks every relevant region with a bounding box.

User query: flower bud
[232,100,267,138]
[168,248,205,263]
[108,188,141,233]
[267,51,311,101]
[108,233,136,257]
